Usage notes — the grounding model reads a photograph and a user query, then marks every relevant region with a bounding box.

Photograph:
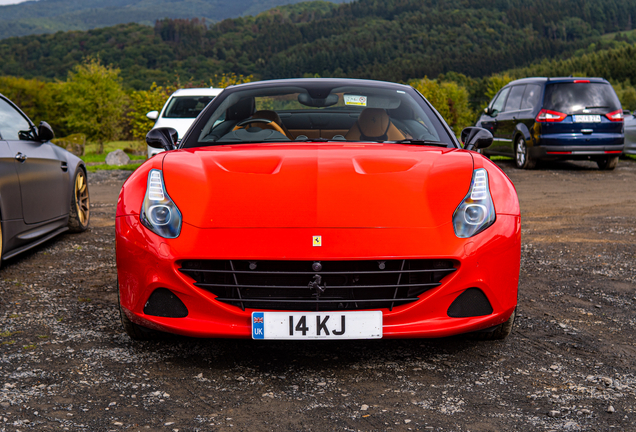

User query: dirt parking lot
[1,158,635,432]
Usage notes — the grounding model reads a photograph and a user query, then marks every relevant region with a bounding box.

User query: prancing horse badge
[312,236,322,247]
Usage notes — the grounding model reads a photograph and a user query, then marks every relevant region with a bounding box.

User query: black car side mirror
[146,127,178,151]
[38,121,55,142]
[461,127,493,151]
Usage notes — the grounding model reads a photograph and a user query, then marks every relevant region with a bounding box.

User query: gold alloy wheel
[75,170,90,225]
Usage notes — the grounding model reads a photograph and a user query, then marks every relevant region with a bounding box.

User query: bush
[128,83,174,141]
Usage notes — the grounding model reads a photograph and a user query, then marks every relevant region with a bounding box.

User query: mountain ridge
[0,0,349,39]
[1,0,636,90]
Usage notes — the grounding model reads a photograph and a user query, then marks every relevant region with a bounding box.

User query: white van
[146,87,223,157]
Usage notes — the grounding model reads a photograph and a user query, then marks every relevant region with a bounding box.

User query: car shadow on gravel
[122,335,495,373]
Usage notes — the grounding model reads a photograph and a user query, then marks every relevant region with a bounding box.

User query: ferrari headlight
[140,169,182,239]
[453,168,496,238]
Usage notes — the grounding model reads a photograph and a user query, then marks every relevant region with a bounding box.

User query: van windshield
[164,96,216,119]
[543,83,620,114]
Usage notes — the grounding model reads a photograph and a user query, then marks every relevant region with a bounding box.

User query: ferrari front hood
[162,143,473,228]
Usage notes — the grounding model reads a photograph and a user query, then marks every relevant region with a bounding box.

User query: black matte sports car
[0,94,89,265]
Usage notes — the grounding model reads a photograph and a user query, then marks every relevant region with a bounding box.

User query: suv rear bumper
[532,145,624,159]
[531,141,624,159]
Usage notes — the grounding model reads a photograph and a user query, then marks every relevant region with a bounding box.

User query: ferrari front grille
[179,259,457,311]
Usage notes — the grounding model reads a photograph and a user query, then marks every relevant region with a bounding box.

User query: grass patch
[82,153,146,163]
[81,140,147,169]
[86,163,143,172]
[624,154,636,161]
[22,344,37,350]
[84,140,144,155]
[1,330,15,337]
[78,297,92,303]
[2,340,15,345]
[490,155,514,161]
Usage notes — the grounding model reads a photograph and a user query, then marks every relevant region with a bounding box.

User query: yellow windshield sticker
[345,95,367,106]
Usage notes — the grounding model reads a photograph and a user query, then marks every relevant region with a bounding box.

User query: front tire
[596,156,619,171]
[468,309,516,341]
[68,168,90,232]
[514,137,536,169]
[117,280,159,341]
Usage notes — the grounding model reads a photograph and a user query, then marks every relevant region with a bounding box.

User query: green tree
[484,74,514,102]
[61,58,127,154]
[409,77,474,134]
[209,73,253,88]
[0,76,66,135]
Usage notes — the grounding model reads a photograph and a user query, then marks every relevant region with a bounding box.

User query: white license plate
[573,115,601,123]
[251,311,382,340]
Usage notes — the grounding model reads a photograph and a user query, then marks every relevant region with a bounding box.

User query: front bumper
[116,215,520,339]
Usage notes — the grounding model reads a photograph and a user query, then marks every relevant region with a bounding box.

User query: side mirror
[38,121,55,142]
[461,127,493,151]
[146,127,178,151]
[146,111,159,121]
[623,109,632,116]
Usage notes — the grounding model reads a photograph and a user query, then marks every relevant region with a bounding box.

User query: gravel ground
[1,159,635,431]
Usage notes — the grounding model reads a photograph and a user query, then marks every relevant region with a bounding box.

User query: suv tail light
[606,110,624,122]
[536,109,567,123]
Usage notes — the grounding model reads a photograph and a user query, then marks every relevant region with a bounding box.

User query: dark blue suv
[476,77,624,170]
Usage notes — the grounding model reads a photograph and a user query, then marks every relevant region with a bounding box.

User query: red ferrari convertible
[116,79,520,341]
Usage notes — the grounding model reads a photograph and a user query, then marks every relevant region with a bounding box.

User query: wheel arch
[513,123,532,147]
[67,161,87,203]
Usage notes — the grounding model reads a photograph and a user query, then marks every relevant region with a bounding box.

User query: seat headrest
[358,108,390,138]
[251,110,282,124]
[226,97,255,121]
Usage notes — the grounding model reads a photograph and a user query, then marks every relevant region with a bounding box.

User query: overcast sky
[0,0,30,5]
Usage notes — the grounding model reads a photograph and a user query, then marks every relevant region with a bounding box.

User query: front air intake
[447,288,493,318]
[143,288,188,318]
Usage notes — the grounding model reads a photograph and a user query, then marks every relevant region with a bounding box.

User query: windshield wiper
[584,106,609,109]
[392,139,449,147]
[294,137,346,142]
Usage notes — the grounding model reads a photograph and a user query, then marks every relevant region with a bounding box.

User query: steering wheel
[233,118,287,136]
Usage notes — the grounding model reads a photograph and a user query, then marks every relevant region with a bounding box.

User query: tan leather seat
[233,110,293,139]
[345,108,406,141]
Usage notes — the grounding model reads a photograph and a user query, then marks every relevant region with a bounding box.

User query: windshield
[543,83,621,114]
[184,82,453,147]
[164,96,216,119]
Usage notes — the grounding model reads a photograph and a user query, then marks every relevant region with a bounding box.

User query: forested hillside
[0,0,349,39]
[1,0,636,89]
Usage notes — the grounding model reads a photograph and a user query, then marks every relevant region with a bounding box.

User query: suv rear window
[543,83,620,114]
